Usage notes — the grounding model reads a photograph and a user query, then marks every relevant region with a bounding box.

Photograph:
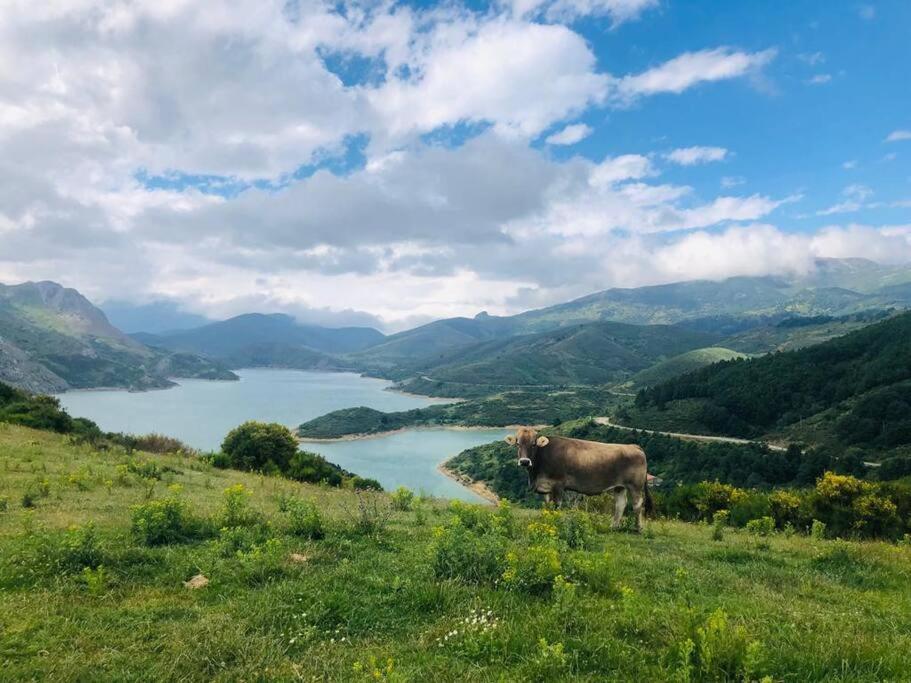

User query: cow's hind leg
[611,487,627,529]
[630,487,645,533]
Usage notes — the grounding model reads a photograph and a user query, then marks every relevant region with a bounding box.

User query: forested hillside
[632,312,911,451]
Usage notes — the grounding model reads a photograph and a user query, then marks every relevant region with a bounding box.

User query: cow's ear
[536,436,549,447]
[505,435,517,445]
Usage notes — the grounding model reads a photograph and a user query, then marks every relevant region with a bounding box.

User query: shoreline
[298,423,538,443]
[437,462,499,505]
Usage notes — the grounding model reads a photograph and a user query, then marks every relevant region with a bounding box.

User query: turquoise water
[57,368,506,501]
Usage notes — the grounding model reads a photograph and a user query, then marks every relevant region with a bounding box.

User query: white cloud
[366,19,609,143]
[842,160,858,170]
[510,0,658,25]
[807,74,832,85]
[617,47,777,100]
[545,123,593,145]
[885,130,911,142]
[665,146,729,166]
[816,184,874,216]
[721,176,745,188]
[797,52,826,66]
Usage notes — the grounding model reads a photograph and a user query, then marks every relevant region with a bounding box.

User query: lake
[57,368,508,502]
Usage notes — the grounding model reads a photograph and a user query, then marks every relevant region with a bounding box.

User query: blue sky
[0,0,909,329]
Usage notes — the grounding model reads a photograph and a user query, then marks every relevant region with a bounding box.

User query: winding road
[592,417,788,452]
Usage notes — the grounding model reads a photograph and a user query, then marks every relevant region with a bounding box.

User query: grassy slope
[1,425,910,681]
[623,347,747,390]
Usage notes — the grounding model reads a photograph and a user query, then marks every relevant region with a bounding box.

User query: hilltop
[0,282,236,393]
[1,423,909,681]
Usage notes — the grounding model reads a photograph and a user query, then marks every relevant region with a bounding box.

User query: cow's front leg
[612,488,627,529]
[550,486,564,509]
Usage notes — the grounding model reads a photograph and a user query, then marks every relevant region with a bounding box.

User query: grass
[1,423,910,681]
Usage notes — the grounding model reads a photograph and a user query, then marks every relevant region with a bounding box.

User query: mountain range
[4,257,911,395]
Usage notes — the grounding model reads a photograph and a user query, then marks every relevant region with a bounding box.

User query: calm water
[57,368,506,501]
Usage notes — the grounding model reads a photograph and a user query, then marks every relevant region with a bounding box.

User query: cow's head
[505,427,549,468]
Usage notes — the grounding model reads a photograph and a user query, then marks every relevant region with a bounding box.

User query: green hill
[0,282,236,392]
[396,321,718,388]
[1,423,910,680]
[631,312,911,454]
[624,347,747,390]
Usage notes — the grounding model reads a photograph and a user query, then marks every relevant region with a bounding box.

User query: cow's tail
[643,480,655,516]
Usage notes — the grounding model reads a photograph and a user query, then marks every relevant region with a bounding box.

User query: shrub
[285,498,326,539]
[768,490,802,529]
[82,565,108,596]
[728,492,772,528]
[570,551,619,596]
[502,544,562,594]
[221,421,298,473]
[674,609,764,682]
[745,516,776,536]
[130,496,205,546]
[448,500,494,532]
[287,450,343,486]
[345,491,391,537]
[432,524,506,584]
[133,433,194,454]
[810,519,827,540]
[390,486,415,512]
[205,451,233,469]
[815,471,870,504]
[693,482,747,520]
[350,476,383,491]
[852,493,900,538]
[220,484,258,528]
[711,510,729,542]
[59,523,103,571]
[554,510,595,550]
[0,495,8,513]
[216,525,265,558]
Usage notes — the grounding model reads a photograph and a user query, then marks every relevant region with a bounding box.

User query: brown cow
[506,427,652,530]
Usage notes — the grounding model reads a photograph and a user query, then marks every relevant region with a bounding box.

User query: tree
[221,421,297,473]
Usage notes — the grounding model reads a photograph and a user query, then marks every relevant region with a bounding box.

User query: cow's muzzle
[518,457,532,468]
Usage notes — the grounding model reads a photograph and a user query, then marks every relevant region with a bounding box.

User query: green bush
[810,519,827,540]
[59,523,103,571]
[285,498,325,539]
[569,551,619,596]
[221,421,298,473]
[448,500,495,532]
[502,543,562,594]
[390,486,415,511]
[350,476,383,491]
[219,484,258,528]
[554,510,595,550]
[130,496,205,546]
[745,516,776,536]
[673,609,764,682]
[287,450,344,486]
[431,524,506,584]
[711,510,729,541]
